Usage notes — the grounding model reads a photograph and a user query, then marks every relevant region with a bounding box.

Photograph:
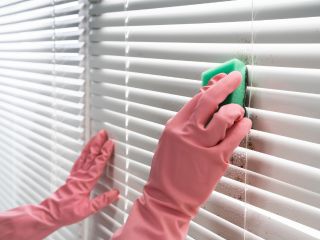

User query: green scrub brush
[201,58,247,108]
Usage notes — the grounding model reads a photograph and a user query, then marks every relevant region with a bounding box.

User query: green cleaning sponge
[201,58,247,108]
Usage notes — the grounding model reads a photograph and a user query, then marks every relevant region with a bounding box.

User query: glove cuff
[112,192,193,240]
[0,204,62,240]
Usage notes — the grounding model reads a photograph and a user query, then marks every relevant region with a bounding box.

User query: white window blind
[0,0,85,239]
[88,0,320,240]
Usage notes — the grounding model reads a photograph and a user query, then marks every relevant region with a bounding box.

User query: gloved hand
[112,71,252,240]
[0,130,119,240]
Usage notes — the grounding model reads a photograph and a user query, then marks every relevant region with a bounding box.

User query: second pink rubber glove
[0,130,119,240]
[112,71,252,240]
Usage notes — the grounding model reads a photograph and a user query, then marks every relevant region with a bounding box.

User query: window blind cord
[79,0,94,240]
[123,0,130,224]
[243,0,255,239]
[50,0,58,193]
[9,95,18,207]
[82,1,91,240]
[12,122,18,208]
[83,0,91,164]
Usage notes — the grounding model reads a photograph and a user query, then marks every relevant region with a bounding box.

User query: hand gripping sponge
[201,58,247,108]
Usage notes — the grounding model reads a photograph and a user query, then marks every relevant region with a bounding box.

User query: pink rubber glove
[0,130,119,240]
[112,71,252,240]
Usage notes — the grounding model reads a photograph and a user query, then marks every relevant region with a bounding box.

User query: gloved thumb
[90,188,120,213]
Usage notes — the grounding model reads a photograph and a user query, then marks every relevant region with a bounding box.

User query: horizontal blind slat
[90,0,226,15]
[0,15,82,34]
[0,68,84,90]
[0,130,72,182]
[0,113,82,156]
[0,101,83,139]
[0,2,82,26]
[0,27,83,42]
[90,17,320,44]
[91,42,320,69]
[90,0,320,27]
[90,55,320,94]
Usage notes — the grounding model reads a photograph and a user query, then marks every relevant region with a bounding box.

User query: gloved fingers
[90,130,108,155]
[200,73,227,93]
[169,73,228,126]
[70,134,96,173]
[218,117,252,154]
[90,188,120,213]
[204,104,244,146]
[82,129,108,170]
[84,140,115,190]
[88,140,114,177]
[192,71,242,127]
[171,92,202,125]
[186,73,226,129]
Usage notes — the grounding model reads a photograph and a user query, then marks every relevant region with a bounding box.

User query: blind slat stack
[0,0,85,239]
[88,0,320,240]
